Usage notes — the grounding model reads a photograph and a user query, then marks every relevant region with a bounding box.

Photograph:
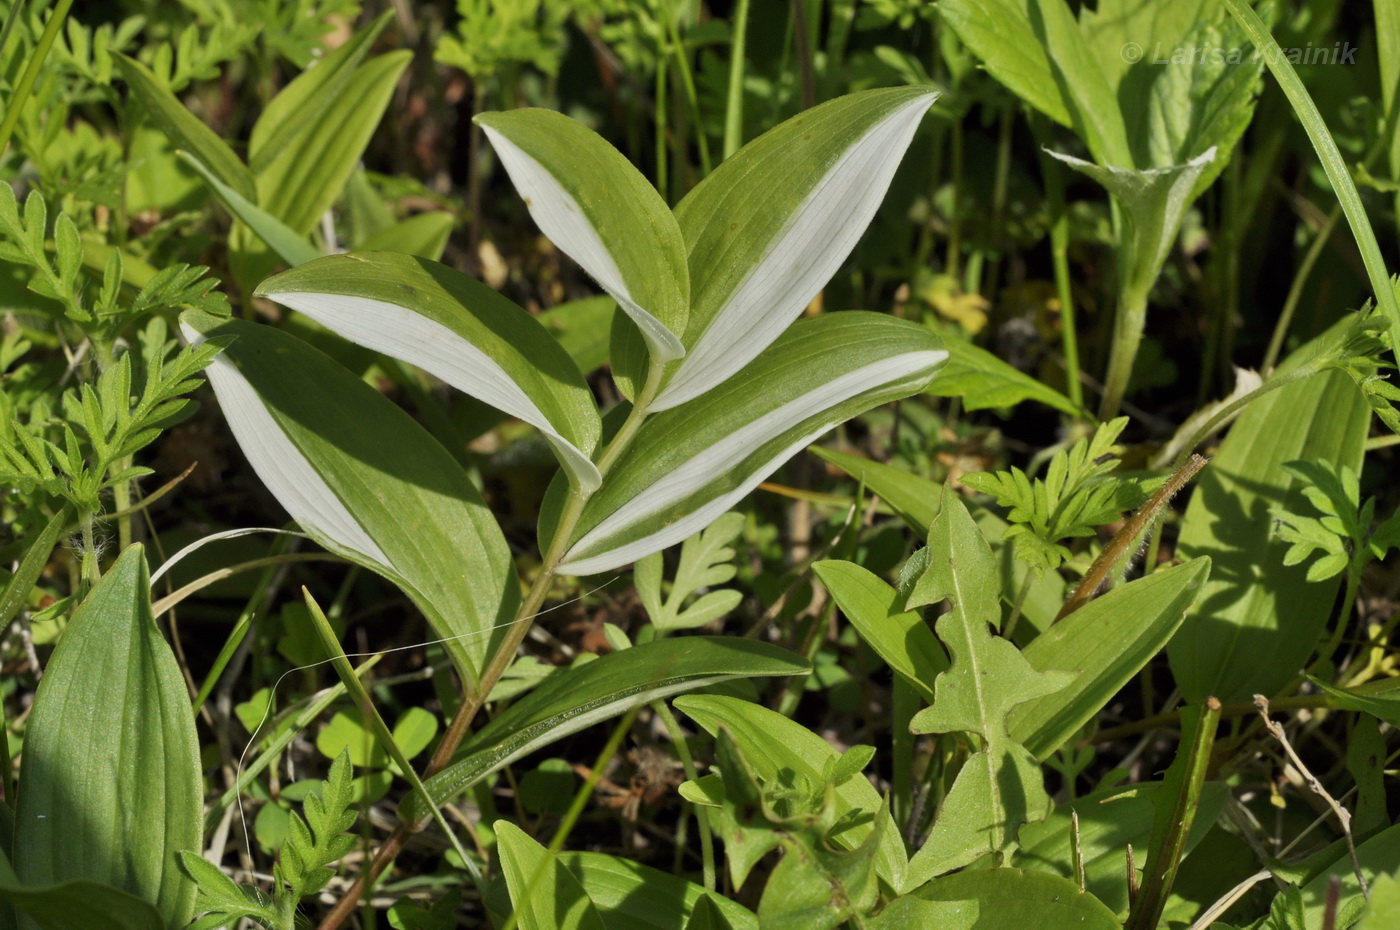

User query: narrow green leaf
[871,868,1120,930]
[553,853,756,930]
[673,694,908,893]
[114,53,256,204]
[1308,675,1400,728]
[1170,323,1369,702]
[496,822,606,930]
[404,638,808,823]
[812,560,945,703]
[654,87,937,409]
[180,310,519,685]
[476,108,688,366]
[1011,557,1210,759]
[256,251,603,492]
[557,314,945,575]
[14,546,199,929]
[177,151,320,267]
[0,506,69,631]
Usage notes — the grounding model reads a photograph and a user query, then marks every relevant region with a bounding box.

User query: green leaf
[636,512,745,632]
[276,749,357,900]
[476,108,688,366]
[757,823,884,930]
[255,251,603,492]
[1298,824,1400,927]
[871,868,1120,930]
[1309,676,1400,727]
[1011,557,1211,759]
[13,546,200,929]
[180,310,519,686]
[404,638,808,823]
[496,823,606,930]
[1016,780,1231,916]
[654,87,937,409]
[813,559,946,703]
[673,694,908,892]
[357,212,455,262]
[939,0,1131,167]
[113,53,256,204]
[177,151,321,268]
[1356,873,1400,929]
[557,314,945,574]
[904,488,1073,884]
[0,847,164,930]
[926,333,1083,416]
[553,853,756,930]
[0,506,70,631]
[1170,323,1370,702]
[538,297,617,375]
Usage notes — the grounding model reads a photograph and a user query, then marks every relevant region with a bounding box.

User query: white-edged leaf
[255,251,603,492]
[557,314,946,575]
[651,87,937,410]
[180,310,519,684]
[477,108,687,365]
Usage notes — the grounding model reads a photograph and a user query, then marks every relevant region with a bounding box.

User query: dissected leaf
[635,512,745,632]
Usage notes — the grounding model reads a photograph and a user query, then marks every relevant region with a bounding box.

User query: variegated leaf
[556,314,946,575]
[477,108,688,367]
[255,251,603,492]
[180,310,518,684]
[649,86,938,410]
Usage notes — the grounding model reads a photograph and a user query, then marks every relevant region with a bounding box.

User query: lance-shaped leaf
[402,637,807,823]
[180,310,518,682]
[651,86,938,410]
[477,108,687,366]
[496,822,606,930]
[556,314,945,576]
[255,251,603,492]
[13,546,200,929]
[904,488,1073,886]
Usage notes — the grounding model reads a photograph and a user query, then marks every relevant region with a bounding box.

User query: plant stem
[0,0,75,158]
[1099,281,1150,420]
[1263,204,1341,375]
[663,6,710,177]
[722,0,751,160]
[1002,571,1035,641]
[1223,0,1400,363]
[653,700,716,891]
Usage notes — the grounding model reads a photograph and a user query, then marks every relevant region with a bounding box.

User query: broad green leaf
[539,297,617,375]
[683,895,738,930]
[925,333,1083,416]
[1010,557,1210,759]
[1300,824,1400,927]
[905,488,1072,884]
[403,638,808,823]
[177,152,321,267]
[0,847,163,930]
[357,212,455,262]
[673,694,908,893]
[553,853,757,930]
[256,252,602,491]
[180,310,519,684]
[496,822,606,930]
[1169,323,1369,702]
[939,0,1131,167]
[113,54,256,204]
[477,108,688,365]
[871,868,1120,930]
[1356,873,1400,929]
[653,87,937,409]
[557,314,945,574]
[13,546,199,929]
[812,560,946,703]
[247,11,394,174]
[1016,781,1230,916]
[758,826,883,930]
[809,448,1065,633]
